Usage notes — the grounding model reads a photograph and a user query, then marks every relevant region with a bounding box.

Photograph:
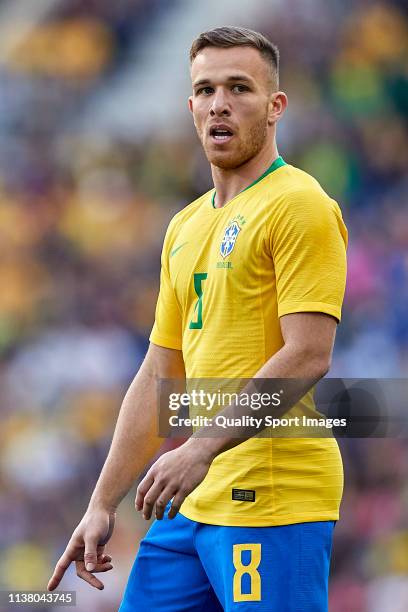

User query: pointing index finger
[47,542,79,591]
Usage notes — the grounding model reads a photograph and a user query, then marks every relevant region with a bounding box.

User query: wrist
[88,494,118,514]
[185,435,220,464]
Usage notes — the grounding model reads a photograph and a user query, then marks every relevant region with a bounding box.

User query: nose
[209,88,231,117]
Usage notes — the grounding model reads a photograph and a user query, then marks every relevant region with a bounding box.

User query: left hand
[135,439,213,520]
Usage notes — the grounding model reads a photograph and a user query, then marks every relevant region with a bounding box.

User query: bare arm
[136,312,337,519]
[48,343,184,591]
[89,343,185,512]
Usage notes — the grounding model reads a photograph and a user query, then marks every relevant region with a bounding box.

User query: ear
[267,91,288,126]
[188,96,193,114]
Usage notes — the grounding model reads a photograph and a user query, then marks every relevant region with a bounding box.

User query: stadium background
[0,0,407,610]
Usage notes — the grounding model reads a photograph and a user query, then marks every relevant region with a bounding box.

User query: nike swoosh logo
[170,242,188,258]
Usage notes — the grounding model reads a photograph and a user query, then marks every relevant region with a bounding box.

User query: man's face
[189,46,275,170]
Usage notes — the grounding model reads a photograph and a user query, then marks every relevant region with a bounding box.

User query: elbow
[319,358,331,379]
[282,340,334,379]
[294,345,332,379]
[312,353,332,379]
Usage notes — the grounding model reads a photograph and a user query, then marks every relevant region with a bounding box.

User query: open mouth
[209,127,234,142]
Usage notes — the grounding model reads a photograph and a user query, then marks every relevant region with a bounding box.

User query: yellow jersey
[150,157,348,527]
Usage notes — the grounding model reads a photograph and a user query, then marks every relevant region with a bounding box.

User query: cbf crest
[220,215,245,259]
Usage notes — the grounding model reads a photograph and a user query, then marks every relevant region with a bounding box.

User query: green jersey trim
[211,156,286,209]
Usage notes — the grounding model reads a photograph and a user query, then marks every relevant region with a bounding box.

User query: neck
[211,140,279,208]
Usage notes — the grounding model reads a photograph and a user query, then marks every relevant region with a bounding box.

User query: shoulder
[166,190,213,234]
[261,164,347,247]
[161,190,213,256]
[262,163,344,220]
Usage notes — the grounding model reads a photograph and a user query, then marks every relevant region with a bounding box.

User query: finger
[135,473,155,511]
[74,546,107,564]
[142,480,165,520]
[155,488,175,520]
[168,491,186,520]
[92,562,113,573]
[75,561,105,590]
[75,545,108,565]
[84,533,100,572]
[47,541,79,591]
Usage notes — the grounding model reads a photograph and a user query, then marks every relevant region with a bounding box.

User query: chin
[205,141,262,170]
[211,154,257,171]
[210,158,238,170]
[205,150,243,170]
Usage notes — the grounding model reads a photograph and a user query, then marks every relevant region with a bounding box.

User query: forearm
[89,359,163,512]
[189,340,329,460]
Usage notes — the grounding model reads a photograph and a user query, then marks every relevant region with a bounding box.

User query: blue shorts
[119,505,334,611]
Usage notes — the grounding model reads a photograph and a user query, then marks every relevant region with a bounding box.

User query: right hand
[47,506,116,591]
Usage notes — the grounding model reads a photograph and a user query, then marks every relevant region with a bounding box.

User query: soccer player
[48,27,347,611]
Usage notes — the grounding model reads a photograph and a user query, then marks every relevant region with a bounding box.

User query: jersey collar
[211,156,286,209]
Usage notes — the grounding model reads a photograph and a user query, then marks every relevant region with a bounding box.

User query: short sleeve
[149,223,183,349]
[270,188,348,322]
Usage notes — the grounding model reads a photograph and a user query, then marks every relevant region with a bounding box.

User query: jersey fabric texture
[149,157,348,527]
[119,503,334,611]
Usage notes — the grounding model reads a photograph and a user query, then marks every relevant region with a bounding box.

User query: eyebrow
[193,75,253,89]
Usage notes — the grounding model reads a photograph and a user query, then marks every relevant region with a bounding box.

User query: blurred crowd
[0,0,407,610]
